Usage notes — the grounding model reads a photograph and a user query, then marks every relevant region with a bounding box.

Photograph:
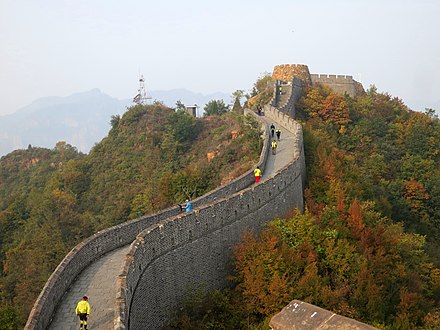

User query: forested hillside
[168,86,440,330]
[0,102,262,328]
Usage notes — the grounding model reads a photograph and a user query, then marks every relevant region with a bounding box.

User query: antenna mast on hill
[133,75,152,105]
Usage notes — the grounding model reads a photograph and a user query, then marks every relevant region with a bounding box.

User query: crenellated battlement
[310,73,362,97]
[272,64,364,97]
[310,73,354,81]
[272,64,312,84]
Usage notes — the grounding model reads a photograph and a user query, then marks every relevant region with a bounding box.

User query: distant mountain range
[0,89,230,157]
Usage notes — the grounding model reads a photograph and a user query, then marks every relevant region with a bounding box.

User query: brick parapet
[25,110,269,330]
[310,73,364,97]
[310,73,354,83]
[25,208,178,330]
[269,77,306,119]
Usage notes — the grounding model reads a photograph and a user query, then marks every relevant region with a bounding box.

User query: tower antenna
[133,75,152,105]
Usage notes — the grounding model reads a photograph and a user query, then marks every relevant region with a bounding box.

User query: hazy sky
[1,0,439,116]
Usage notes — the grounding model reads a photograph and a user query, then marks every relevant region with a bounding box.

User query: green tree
[175,100,186,112]
[110,115,120,130]
[424,108,438,120]
[231,97,242,114]
[253,73,272,95]
[231,89,245,103]
[167,111,201,145]
[203,100,229,116]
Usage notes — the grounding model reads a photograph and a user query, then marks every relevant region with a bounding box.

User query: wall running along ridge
[115,105,306,329]
[310,73,358,97]
[26,64,369,330]
[25,109,270,330]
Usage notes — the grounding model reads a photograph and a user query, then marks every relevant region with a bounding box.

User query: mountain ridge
[0,88,230,157]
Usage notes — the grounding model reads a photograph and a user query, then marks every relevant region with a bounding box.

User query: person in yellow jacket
[75,296,91,329]
[271,140,277,155]
[254,166,262,183]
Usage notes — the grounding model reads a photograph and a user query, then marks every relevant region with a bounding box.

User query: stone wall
[115,106,306,329]
[272,64,364,98]
[271,77,306,118]
[310,73,362,97]
[269,77,305,119]
[25,109,270,330]
[270,300,378,330]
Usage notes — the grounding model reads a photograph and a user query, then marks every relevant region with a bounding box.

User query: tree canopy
[203,99,229,116]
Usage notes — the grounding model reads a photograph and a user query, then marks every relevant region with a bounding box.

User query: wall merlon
[311,73,354,81]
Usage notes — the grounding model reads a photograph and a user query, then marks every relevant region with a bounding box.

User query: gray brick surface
[48,246,129,329]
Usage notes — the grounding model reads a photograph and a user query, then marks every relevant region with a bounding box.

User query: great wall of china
[26,64,375,330]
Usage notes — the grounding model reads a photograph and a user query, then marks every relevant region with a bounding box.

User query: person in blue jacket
[178,199,192,212]
[185,199,192,212]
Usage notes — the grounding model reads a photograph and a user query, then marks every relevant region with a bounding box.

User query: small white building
[185,104,198,117]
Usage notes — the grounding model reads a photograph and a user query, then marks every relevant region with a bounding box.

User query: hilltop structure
[269,64,365,120]
[272,63,365,97]
[185,104,198,117]
[132,75,152,105]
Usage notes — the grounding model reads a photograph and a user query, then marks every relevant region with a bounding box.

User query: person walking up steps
[275,129,281,141]
[76,296,91,329]
[271,140,277,155]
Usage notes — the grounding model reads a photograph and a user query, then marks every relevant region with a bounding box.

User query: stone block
[270,300,378,330]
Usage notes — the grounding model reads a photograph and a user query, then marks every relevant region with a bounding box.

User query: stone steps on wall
[277,84,292,108]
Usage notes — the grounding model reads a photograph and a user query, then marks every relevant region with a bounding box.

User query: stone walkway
[48,246,130,330]
[47,112,297,329]
[259,112,296,178]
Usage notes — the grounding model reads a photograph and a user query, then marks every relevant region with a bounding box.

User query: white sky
[1,0,439,115]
